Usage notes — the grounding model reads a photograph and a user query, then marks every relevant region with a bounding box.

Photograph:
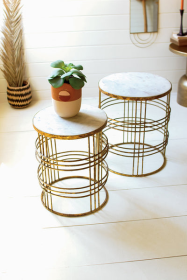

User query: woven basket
[7,81,32,108]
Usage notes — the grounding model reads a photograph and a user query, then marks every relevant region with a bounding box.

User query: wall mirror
[130,0,158,34]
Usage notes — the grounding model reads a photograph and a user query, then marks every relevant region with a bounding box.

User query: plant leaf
[70,69,87,82]
[63,64,73,72]
[66,63,74,71]
[69,77,84,90]
[50,60,65,69]
[48,76,64,88]
[70,69,85,76]
[48,69,64,79]
[73,65,83,70]
[73,74,87,83]
[60,71,72,79]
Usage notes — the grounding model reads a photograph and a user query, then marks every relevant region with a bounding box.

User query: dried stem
[0,0,25,87]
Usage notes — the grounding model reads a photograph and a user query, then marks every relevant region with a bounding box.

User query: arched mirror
[130,0,158,34]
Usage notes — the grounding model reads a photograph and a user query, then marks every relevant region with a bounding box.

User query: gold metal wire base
[99,91,171,177]
[41,182,109,217]
[35,132,109,217]
[108,143,166,177]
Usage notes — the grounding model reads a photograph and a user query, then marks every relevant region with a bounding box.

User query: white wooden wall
[0,0,186,101]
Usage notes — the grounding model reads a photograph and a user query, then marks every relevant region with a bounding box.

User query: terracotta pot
[51,83,82,118]
[7,81,32,108]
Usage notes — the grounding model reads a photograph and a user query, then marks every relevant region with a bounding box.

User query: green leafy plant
[48,60,87,90]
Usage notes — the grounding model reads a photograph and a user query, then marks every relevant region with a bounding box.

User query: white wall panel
[0,56,183,80]
[23,28,187,49]
[22,0,127,18]
[23,30,129,49]
[0,0,185,100]
[23,57,184,78]
[22,14,187,35]
[22,15,129,34]
[23,43,176,65]
[160,0,187,13]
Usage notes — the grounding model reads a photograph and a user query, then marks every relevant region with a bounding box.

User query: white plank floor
[0,93,187,279]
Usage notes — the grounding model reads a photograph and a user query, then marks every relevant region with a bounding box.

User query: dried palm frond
[0,0,25,87]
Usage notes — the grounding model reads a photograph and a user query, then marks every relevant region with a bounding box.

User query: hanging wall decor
[130,0,159,48]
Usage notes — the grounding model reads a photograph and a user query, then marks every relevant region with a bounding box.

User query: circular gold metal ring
[108,143,166,177]
[41,184,109,217]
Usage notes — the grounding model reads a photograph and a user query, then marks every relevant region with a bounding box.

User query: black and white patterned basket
[7,81,32,108]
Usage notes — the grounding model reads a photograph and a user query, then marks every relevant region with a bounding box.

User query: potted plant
[0,0,32,108]
[48,60,87,118]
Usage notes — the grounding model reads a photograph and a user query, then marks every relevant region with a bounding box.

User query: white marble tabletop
[33,104,107,139]
[99,73,172,100]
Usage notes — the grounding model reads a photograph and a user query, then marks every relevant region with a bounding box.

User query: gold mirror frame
[130,0,159,48]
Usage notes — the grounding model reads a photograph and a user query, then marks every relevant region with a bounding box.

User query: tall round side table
[99,72,172,177]
[33,105,109,217]
[169,43,187,107]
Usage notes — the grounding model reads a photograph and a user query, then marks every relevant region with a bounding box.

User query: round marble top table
[33,104,109,217]
[98,72,172,177]
[99,72,172,100]
[33,104,107,140]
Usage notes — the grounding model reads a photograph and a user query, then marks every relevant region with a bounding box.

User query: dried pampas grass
[0,0,25,87]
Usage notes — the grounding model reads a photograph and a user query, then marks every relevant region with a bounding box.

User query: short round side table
[99,72,172,177]
[33,105,109,217]
[169,43,187,107]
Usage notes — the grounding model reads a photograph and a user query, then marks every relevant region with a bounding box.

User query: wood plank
[1,216,187,270]
[3,256,187,280]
